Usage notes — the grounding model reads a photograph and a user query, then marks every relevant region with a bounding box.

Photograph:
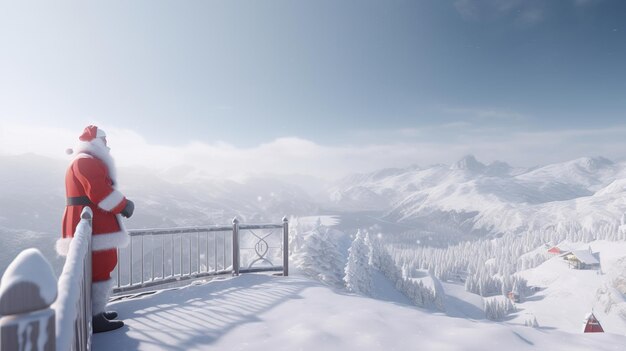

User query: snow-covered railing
[0,207,93,351]
[53,207,93,351]
[113,217,289,294]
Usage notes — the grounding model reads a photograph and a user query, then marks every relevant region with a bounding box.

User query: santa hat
[79,125,106,142]
[66,125,107,155]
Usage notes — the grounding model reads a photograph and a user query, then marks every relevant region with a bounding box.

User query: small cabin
[561,250,600,270]
[582,313,604,333]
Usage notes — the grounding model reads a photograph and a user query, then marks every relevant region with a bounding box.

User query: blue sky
[1,0,625,177]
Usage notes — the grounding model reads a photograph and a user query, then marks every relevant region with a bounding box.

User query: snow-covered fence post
[0,249,57,351]
[53,207,93,351]
[232,217,240,276]
[282,217,289,276]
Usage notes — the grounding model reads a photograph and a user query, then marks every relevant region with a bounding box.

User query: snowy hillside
[515,240,626,333]
[93,273,626,351]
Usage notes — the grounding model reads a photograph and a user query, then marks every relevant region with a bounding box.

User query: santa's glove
[121,200,135,218]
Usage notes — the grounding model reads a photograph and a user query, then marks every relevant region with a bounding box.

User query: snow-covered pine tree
[485,297,516,321]
[292,223,344,287]
[524,316,539,328]
[344,229,373,295]
[317,227,345,286]
[291,226,324,278]
[370,234,402,284]
[288,216,304,255]
[428,269,446,311]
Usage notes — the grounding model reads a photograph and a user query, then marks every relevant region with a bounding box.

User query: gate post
[0,249,57,351]
[232,218,240,276]
[282,217,289,276]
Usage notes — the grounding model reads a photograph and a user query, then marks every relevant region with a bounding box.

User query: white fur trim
[92,279,114,315]
[98,190,125,212]
[56,238,73,256]
[75,153,93,160]
[73,138,117,183]
[92,230,130,252]
[58,228,129,255]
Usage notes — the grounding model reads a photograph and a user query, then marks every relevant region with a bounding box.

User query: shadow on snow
[93,274,315,350]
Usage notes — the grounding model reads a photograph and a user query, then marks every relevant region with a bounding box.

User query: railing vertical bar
[196,232,200,274]
[180,234,183,277]
[151,234,155,282]
[205,232,209,273]
[222,231,226,270]
[141,235,145,284]
[171,234,174,277]
[214,232,217,272]
[117,247,121,288]
[189,233,192,276]
[283,217,289,276]
[162,235,165,279]
[129,236,133,286]
[232,217,240,276]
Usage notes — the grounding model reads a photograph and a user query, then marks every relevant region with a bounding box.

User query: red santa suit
[57,126,130,316]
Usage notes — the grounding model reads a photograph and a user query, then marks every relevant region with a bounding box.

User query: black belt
[66,196,92,206]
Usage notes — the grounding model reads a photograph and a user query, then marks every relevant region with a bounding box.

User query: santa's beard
[73,138,118,183]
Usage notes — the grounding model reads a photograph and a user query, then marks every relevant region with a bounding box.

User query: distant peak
[452,155,486,172]
[575,156,613,170]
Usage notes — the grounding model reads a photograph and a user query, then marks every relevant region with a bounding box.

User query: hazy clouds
[2,123,626,180]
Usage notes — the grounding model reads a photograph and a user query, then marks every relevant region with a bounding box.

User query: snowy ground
[94,274,626,351]
[441,282,485,320]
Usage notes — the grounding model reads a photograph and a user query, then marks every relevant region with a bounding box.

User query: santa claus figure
[57,125,134,333]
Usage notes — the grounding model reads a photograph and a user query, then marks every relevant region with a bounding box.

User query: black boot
[93,313,124,333]
[103,311,118,320]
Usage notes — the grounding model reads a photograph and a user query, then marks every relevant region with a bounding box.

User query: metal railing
[0,212,289,351]
[0,207,93,351]
[113,217,288,294]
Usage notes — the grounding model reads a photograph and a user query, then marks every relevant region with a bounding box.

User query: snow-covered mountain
[4,152,625,240]
[324,155,626,238]
[4,152,626,274]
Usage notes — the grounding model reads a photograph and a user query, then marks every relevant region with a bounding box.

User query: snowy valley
[3,153,626,349]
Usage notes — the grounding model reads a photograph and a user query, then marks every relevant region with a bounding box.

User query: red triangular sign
[583,313,604,333]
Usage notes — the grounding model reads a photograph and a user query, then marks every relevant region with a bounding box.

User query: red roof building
[547,247,561,254]
[582,313,604,333]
